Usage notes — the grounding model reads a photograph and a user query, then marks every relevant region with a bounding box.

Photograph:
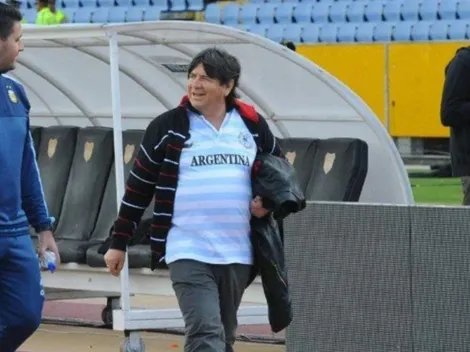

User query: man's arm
[21,129,54,231]
[109,118,165,252]
[441,56,470,127]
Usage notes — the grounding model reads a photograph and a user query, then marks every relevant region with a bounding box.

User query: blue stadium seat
[319,24,338,43]
[458,1,470,19]
[115,0,132,6]
[170,0,186,11]
[62,0,79,7]
[347,1,366,23]
[248,24,268,38]
[267,0,282,4]
[383,1,402,21]
[429,20,450,40]
[22,8,36,23]
[356,22,375,42]
[75,8,93,22]
[337,23,357,42]
[419,0,439,20]
[393,21,413,41]
[284,24,302,43]
[98,0,114,7]
[126,7,144,21]
[448,20,468,39]
[249,0,264,4]
[276,3,294,24]
[81,0,97,7]
[92,7,109,22]
[143,6,162,21]
[133,0,151,7]
[293,3,312,23]
[374,22,394,41]
[152,0,167,8]
[222,4,239,25]
[258,4,276,24]
[312,2,330,23]
[439,0,458,20]
[240,4,258,24]
[364,2,384,22]
[329,2,347,22]
[302,23,320,43]
[62,8,76,22]
[410,21,430,41]
[204,3,221,24]
[108,7,127,22]
[187,0,203,11]
[266,24,285,42]
[401,0,420,21]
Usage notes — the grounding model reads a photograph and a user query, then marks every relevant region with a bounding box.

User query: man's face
[187,63,233,112]
[0,21,23,74]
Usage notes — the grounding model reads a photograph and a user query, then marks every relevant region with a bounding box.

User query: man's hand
[250,195,270,218]
[104,249,126,277]
[38,230,60,269]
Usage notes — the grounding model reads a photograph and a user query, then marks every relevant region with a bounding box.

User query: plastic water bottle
[38,250,57,273]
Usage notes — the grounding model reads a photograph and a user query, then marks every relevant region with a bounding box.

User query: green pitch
[410,177,462,205]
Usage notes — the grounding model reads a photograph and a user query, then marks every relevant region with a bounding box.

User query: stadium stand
[18,0,470,43]
[31,126,368,269]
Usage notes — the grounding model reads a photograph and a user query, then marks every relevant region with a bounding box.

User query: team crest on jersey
[7,88,17,103]
[238,131,253,149]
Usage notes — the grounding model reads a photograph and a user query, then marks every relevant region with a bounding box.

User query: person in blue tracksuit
[0,3,60,351]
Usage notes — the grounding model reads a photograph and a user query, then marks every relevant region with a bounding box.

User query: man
[440,46,470,205]
[281,40,296,52]
[105,48,282,351]
[36,0,66,25]
[0,3,60,351]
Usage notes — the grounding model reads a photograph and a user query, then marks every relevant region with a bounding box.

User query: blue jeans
[0,234,44,351]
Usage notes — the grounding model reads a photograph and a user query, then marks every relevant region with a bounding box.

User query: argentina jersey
[165,108,257,265]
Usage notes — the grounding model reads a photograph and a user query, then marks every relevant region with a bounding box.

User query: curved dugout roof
[14,21,413,204]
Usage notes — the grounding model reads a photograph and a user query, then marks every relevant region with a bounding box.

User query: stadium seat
[275,3,294,24]
[419,0,439,20]
[30,126,42,156]
[22,8,36,23]
[410,21,431,41]
[187,0,203,11]
[54,127,114,264]
[364,1,384,22]
[92,8,109,22]
[74,8,93,22]
[168,0,185,11]
[304,138,368,202]
[108,7,127,23]
[429,20,449,40]
[374,22,394,41]
[86,130,154,269]
[248,24,268,38]
[329,2,347,22]
[383,1,402,21]
[62,8,76,22]
[401,0,420,21]
[143,6,163,21]
[133,0,151,7]
[277,138,318,194]
[283,24,302,43]
[222,4,239,25]
[62,0,79,7]
[204,3,221,23]
[312,2,330,23]
[98,0,114,7]
[457,1,470,19]
[337,23,357,42]
[152,0,168,8]
[293,3,312,23]
[266,24,285,42]
[258,3,276,24]
[126,6,144,21]
[347,1,366,22]
[439,0,458,20]
[319,24,338,43]
[240,4,258,25]
[36,127,78,230]
[302,23,320,43]
[448,20,468,39]
[80,0,97,8]
[356,22,375,42]
[393,21,414,41]
[115,0,132,6]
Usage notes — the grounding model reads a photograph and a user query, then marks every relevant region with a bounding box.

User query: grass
[410,176,462,205]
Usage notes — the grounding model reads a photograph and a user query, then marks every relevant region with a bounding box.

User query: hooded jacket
[441,46,470,176]
[248,153,306,333]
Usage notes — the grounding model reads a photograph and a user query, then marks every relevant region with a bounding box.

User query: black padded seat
[30,126,42,156]
[86,130,154,269]
[278,138,318,194]
[54,127,114,264]
[304,138,368,202]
